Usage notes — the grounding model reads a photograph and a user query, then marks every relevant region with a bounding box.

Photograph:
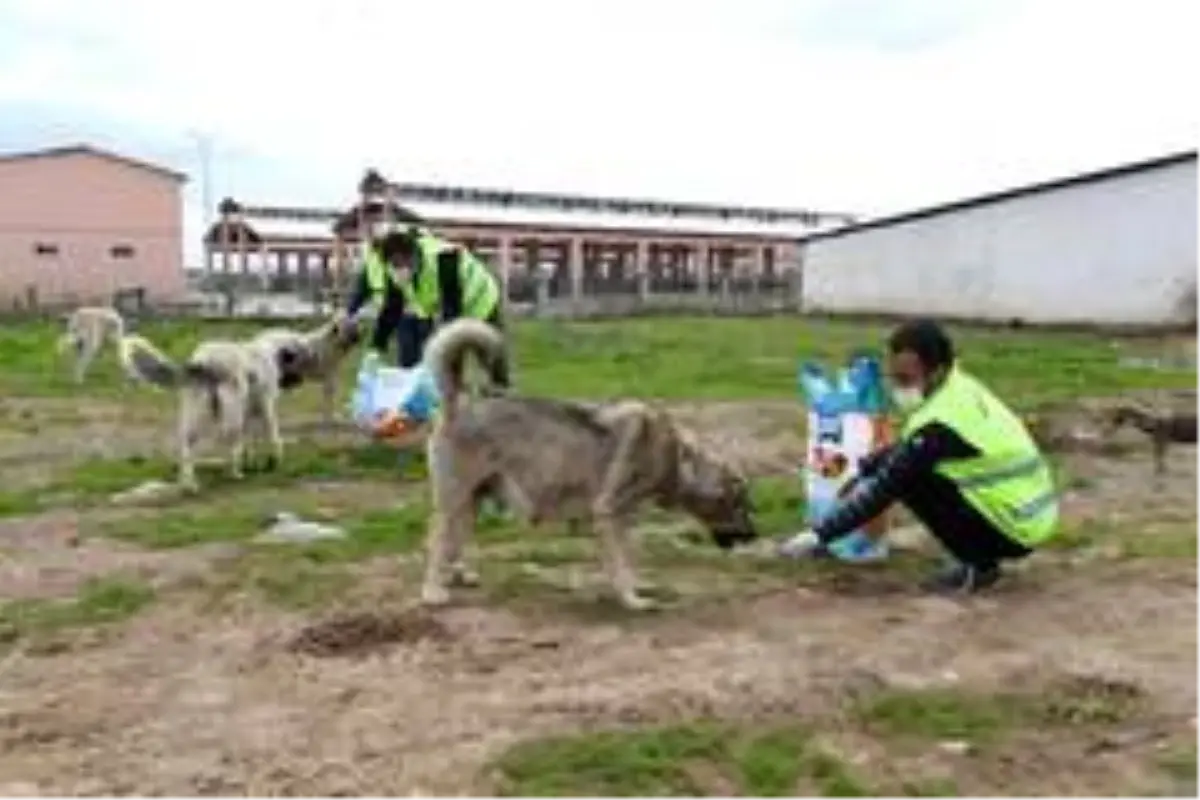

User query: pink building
[0,144,188,308]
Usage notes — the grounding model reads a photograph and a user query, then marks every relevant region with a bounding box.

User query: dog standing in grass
[419,318,758,611]
[57,306,127,383]
[118,329,311,491]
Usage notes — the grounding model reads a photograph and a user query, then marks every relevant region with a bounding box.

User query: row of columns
[204,234,788,302]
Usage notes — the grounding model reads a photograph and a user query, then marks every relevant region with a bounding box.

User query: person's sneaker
[921,561,1002,594]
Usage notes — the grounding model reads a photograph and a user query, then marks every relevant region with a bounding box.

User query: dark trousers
[370,291,432,368]
[896,470,1032,569]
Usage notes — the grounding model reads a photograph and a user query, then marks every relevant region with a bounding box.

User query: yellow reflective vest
[901,366,1058,546]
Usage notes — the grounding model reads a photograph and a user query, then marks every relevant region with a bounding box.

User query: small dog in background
[57,306,127,383]
[1105,403,1198,475]
[418,318,758,612]
[119,329,310,491]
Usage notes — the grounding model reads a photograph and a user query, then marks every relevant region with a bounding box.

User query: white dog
[119,329,310,491]
[57,306,126,383]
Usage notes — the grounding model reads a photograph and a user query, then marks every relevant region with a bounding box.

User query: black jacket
[813,421,981,544]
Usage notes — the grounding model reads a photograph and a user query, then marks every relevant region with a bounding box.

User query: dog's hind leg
[420,438,476,605]
[177,393,202,493]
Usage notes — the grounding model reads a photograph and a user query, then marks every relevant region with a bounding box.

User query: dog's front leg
[218,387,246,480]
[262,394,284,471]
[73,339,94,384]
[320,372,336,430]
[594,513,653,611]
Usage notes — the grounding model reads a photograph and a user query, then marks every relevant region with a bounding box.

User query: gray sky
[0,0,1195,263]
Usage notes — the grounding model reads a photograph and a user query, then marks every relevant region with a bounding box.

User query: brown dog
[418,318,758,611]
[1105,404,1198,475]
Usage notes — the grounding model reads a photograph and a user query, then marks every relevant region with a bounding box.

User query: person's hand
[777,529,823,559]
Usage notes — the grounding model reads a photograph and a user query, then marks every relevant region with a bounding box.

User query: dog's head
[273,341,315,390]
[672,431,758,550]
[327,312,363,351]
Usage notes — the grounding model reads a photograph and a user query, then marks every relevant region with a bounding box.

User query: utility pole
[189,130,215,229]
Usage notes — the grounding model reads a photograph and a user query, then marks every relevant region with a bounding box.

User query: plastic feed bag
[350,355,440,442]
[797,354,892,563]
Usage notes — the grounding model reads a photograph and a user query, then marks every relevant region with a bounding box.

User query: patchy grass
[1043,517,1198,560]
[3,316,1194,407]
[1159,742,1198,788]
[491,721,874,797]
[0,442,421,519]
[0,576,156,647]
[851,677,1144,745]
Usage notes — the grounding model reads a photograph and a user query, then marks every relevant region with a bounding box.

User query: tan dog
[57,306,126,383]
[119,329,309,491]
[419,318,758,611]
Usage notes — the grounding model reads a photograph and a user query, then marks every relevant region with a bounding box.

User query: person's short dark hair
[376,230,419,263]
[888,318,955,371]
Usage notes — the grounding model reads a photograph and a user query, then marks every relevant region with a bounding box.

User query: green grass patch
[491,721,874,797]
[0,577,156,647]
[0,441,422,519]
[851,677,1144,745]
[3,316,1193,408]
[1042,517,1198,560]
[1159,742,1198,785]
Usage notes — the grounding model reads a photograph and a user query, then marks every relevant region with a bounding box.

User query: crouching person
[781,318,1059,594]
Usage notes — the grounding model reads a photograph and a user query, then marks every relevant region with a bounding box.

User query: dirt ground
[0,395,1194,796]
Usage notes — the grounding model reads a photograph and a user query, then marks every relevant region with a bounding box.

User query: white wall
[800,158,1198,326]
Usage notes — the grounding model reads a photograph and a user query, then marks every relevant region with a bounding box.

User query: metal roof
[797,150,1197,244]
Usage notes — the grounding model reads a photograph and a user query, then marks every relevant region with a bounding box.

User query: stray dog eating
[419,318,758,611]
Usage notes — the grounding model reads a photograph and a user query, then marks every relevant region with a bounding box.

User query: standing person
[344,234,433,370]
[374,226,510,390]
[780,318,1059,594]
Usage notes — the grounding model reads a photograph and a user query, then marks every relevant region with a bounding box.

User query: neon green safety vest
[901,366,1059,546]
[404,229,500,320]
[361,244,431,320]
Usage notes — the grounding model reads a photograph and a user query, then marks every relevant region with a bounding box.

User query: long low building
[799,150,1198,327]
[202,171,857,304]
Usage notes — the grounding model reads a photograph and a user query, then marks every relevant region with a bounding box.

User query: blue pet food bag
[350,353,440,441]
[797,353,893,562]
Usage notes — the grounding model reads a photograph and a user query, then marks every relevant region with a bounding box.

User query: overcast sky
[0,0,1195,264]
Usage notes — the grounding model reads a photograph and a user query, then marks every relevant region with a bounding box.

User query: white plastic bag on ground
[349,353,440,442]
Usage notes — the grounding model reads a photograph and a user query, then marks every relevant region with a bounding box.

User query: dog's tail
[118,334,183,388]
[423,318,504,421]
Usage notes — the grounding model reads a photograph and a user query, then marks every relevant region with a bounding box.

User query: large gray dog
[419,318,758,611]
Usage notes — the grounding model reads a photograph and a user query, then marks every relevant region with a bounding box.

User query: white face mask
[890,386,925,412]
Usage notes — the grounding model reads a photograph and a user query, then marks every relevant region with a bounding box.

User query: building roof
[0,143,188,182]
[408,201,836,238]
[798,149,1198,244]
